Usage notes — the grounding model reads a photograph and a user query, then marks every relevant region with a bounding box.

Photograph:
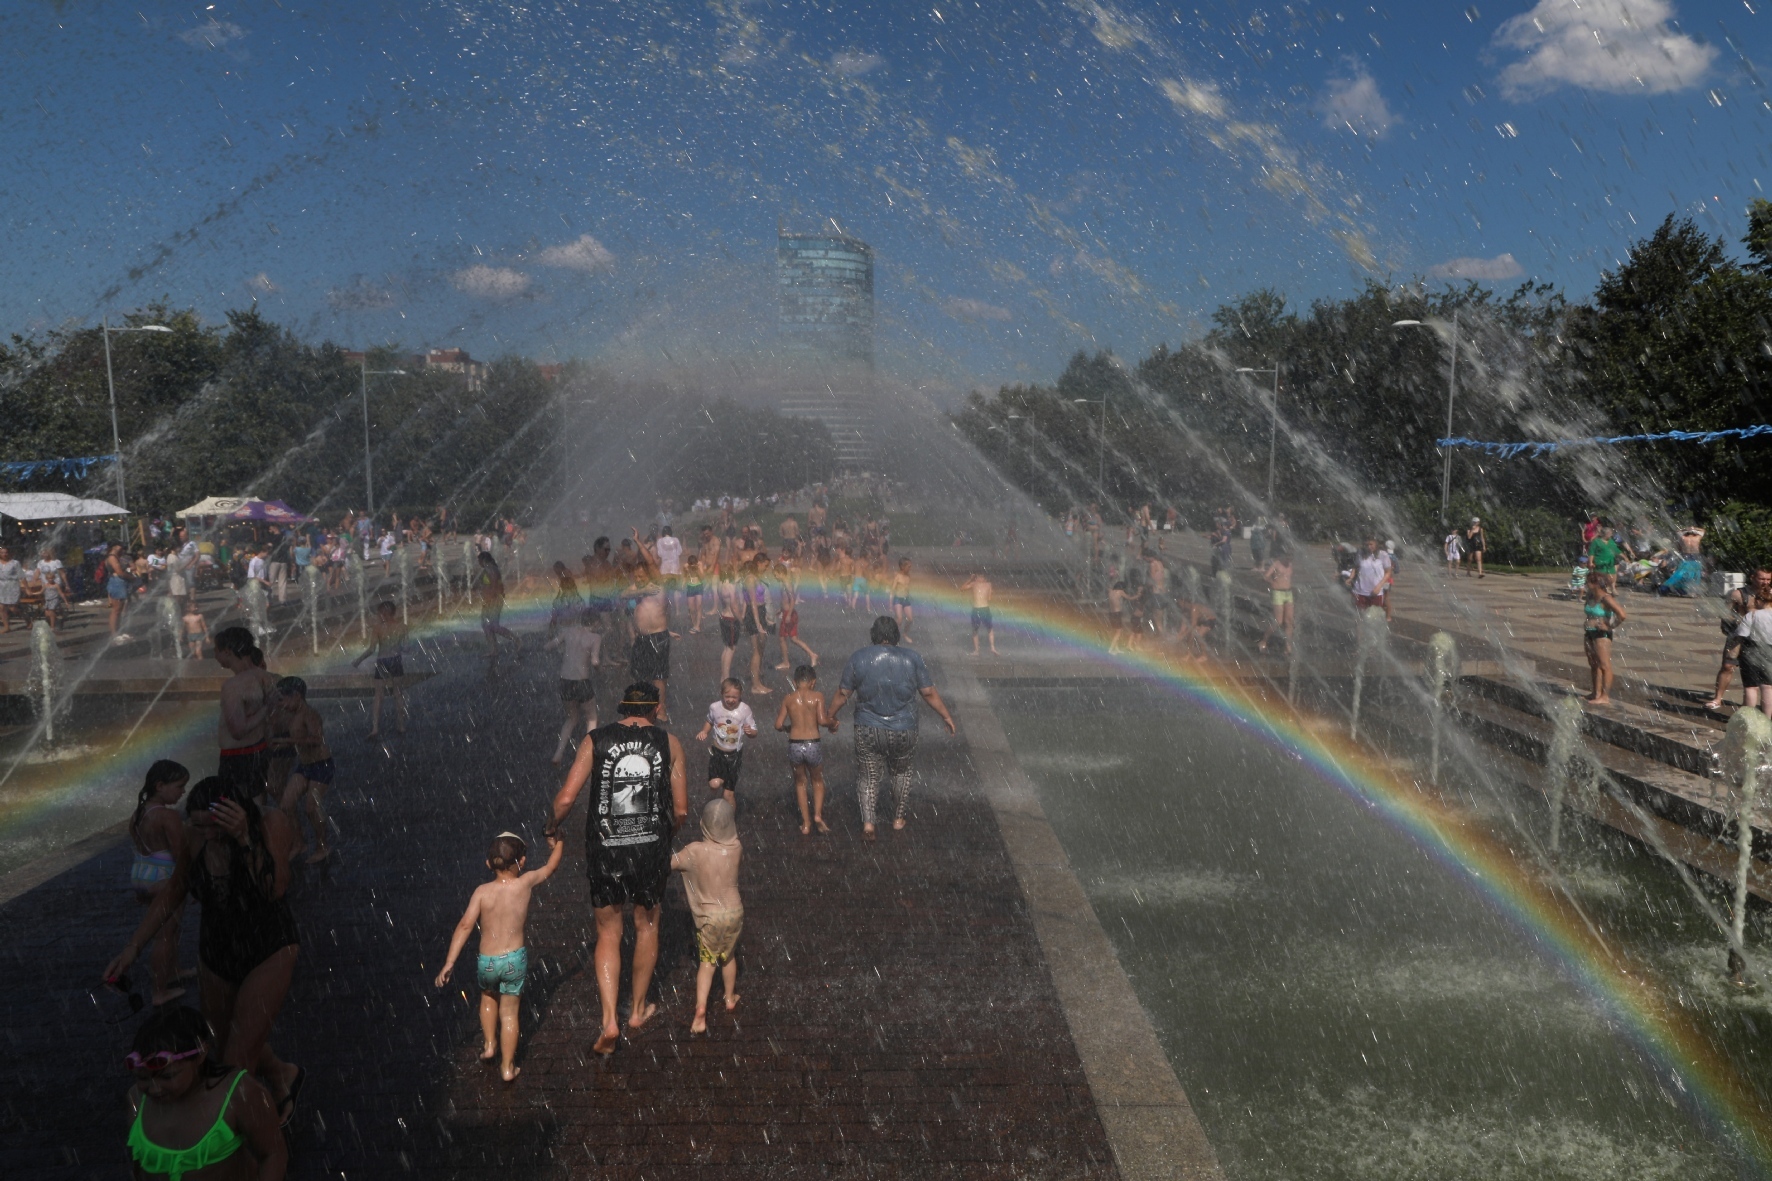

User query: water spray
[1545,695,1587,861]
[156,595,179,661]
[304,564,321,655]
[1349,605,1387,742]
[1213,569,1234,655]
[350,553,367,641]
[26,621,62,747]
[397,544,414,626]
[244,579,270,649]
[1286,590,1301,706]
[1427,631,1460,785]
[1723,709,1772,988]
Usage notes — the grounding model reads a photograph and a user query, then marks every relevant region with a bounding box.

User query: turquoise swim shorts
[476,947,528,996]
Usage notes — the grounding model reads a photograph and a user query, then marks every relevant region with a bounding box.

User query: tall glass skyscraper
[777,229,874,369]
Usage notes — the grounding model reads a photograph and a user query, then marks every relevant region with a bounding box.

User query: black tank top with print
[585,721,672,852]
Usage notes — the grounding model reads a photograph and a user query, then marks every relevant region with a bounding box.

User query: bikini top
[1584,601,1611,619]
[127,1070,247,1180]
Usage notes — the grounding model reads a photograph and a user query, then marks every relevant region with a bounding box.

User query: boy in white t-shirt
[694,678,757,803]
[543,608,603,764]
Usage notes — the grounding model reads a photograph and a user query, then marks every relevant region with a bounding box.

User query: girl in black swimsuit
[109,777,304,1126]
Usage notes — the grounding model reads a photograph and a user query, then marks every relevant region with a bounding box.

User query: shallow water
[988,682,1767,1180]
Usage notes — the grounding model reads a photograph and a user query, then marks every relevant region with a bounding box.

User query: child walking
[775,665,838,835]
[434,830,564,1081]
[671,798,743,1034]
[181,605,210,659]
[272,676,335,863]
[695,678,757,803]
[128,760,192,1006]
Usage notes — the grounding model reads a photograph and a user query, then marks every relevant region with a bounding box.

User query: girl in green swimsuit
[125,1006,284,1180]
[1582,579,1627,705]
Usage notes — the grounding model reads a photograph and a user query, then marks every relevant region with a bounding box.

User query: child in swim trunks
[671,798,743,1034]
[435,830,564,1082]
[272,677,335,864]
[775,665,838,835]
[696,678,757,804]
[181,606,210,660]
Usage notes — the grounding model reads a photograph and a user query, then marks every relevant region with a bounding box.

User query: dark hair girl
[108,772,305,1125]
[128,760,192,1005]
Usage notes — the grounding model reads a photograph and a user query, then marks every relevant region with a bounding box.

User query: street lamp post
[1394,311,1460,528]
[1070,395,1108,499]
[99,318,173,517]
[359,358,408,519]
[1235,364,1282,507]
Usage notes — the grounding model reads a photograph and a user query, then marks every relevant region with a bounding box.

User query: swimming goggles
[125,1047,204,1073]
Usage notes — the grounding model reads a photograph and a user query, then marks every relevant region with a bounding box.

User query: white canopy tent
[0,492,128,522]
[175,496,250,518]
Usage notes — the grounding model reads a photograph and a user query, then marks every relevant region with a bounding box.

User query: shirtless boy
[1259,552,1294,654]
[214,626,276,800]
[273,676,335,863]
[435,831,565,1081]
[775,666,838,834]
[961,572,997,655]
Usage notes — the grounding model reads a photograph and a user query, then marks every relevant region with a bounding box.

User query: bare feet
[863,825,876,842]
[150,987,186,1006]
[480,1043,497,1062]
[800,823,811,835]
[724,994,740,1012]
[815,817,829,834]
[502,1064,521,1082]
[774,662,791,670]
[593,1027,619,1055]
[892,818,906,831]
[750,683,773,695]
[365,731,380,741]
[627,1001,659,1032]
[690,1012,708,1034]
[306,847,331,865]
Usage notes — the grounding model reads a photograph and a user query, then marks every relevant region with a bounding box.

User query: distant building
[777,227,877,471]
[341,347,487,391]
[777,229,874,369]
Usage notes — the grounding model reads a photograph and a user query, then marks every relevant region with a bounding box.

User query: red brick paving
[1,606,1119,1178]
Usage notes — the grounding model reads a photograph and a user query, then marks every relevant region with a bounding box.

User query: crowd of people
[99,487,972,1178]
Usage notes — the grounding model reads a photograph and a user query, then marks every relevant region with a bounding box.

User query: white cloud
[830,51,883,76]
[534,234,616,273]
[1320,69,1396,138]
[247,272,277,294]
[1160,78,1226,119]
[943,297,1011,323]
[1494,0,1715,98]
[178,19,246,49]
[451,265,531,300]
[1428,253,1525,281]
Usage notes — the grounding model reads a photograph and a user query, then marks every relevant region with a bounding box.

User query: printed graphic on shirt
[593,733,667,847]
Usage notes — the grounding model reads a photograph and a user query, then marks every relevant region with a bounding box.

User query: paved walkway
[1145,532,1734,698]
[1,598,1122,1178]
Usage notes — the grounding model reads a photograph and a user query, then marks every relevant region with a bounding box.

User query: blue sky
[2,0,1766,392]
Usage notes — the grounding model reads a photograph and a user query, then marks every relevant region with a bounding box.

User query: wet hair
[594,537,610,553]
[579,607,598,625]
[377,600,397,615]
[276,676,307,699]
[661,526,673,537]
[617,681,661,717]
[212,626,256,661]
[130,1007,230,1080]
[898,558,911,570]
[793,665,817,686]
[130,760,190,843]
[719,677,744,695]
[488,834,526,870]
[183,776,276,894]
[869,616,900,646]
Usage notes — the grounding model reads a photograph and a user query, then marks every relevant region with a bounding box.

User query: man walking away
[828,617,956,842]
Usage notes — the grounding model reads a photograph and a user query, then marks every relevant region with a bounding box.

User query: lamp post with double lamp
[1393,312,1460,528]
[100,318,173,520]
[359,358,408,519]
[1235,364,1282,507]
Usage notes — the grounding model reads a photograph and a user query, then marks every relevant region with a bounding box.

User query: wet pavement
[1,600,1119,1179]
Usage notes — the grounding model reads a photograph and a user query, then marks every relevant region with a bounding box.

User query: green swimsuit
[127,1070,246,1179]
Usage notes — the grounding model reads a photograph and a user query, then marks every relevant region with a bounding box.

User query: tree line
[957,202,1772,570]
[0,307,836,529]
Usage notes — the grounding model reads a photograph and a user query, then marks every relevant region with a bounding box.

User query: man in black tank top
[547,681,687,1054]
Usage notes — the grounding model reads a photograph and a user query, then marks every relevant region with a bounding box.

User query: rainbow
[6,568,1769,1167]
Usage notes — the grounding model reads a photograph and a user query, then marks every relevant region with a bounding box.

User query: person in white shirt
[379,530,397,574]
[246,548,271,589]
[35,549,68,631]
[694,679,757,804]
[654,525,684,618]
[1443,530,1463,574]
[543,609,603,764]
[1350,537,1393,622]
[1733,575,1772,718]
